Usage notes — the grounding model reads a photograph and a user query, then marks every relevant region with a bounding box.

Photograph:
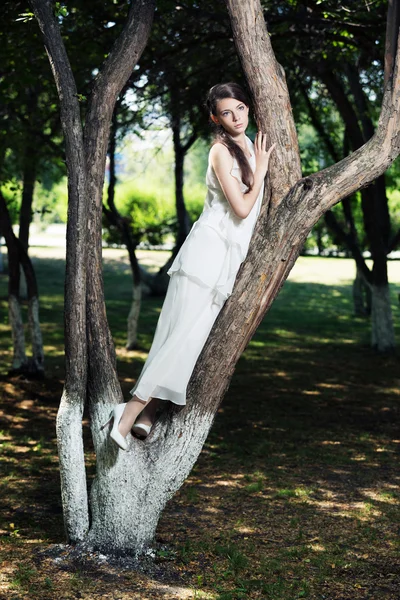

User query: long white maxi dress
[129,135,264,406]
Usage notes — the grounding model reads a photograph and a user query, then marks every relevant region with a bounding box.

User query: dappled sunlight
[320,440,341,446]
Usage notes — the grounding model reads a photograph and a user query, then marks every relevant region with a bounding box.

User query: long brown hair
[205,82,254,191]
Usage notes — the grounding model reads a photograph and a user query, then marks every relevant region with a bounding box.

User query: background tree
[264,0,400,350]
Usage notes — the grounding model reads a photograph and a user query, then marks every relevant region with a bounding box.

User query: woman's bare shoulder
[209,142,231,164]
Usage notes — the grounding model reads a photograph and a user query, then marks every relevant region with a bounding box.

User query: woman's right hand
[255,132,276,176]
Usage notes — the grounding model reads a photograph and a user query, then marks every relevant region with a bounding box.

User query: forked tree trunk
[31,0,400,556]
[30,0,156,546]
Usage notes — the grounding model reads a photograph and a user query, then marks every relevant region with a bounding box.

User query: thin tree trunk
[8,295,27,371]
[152,99,197,295]
[0,190,28,372]
[19,142,37,253]
[19,240,44,375]
[353,266,371,317]
[0,172,44,376]
[371,283,395,351]
[127,283,141,350]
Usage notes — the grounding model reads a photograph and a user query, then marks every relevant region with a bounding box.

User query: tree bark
[30,0,98,543]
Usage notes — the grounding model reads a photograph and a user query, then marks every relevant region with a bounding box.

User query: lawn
[0,248,400,599]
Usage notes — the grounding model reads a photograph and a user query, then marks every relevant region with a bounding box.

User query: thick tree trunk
[88,406,216,554]
[89,0,400,556]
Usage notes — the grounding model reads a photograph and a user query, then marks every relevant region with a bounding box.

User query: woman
[101,82,275,450]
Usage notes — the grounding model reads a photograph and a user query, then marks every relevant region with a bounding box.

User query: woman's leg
[118,395,149,438]
[134,397,159,428]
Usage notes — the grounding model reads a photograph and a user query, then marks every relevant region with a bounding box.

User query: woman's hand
[255,132,276,176]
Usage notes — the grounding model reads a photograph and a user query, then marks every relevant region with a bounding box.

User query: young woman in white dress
[102,82,275,450]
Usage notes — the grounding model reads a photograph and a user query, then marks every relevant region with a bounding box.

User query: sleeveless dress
[129,135,264,406]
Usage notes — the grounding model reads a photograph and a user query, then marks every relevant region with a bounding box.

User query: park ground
[0,248,400,599]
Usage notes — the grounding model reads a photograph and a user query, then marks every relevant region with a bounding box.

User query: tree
[263,0,399,349]
[103,103,143,350]
[29,0,155,548]
[32,0,400,557]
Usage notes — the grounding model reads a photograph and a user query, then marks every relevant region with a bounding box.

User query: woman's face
[213,97,249,136]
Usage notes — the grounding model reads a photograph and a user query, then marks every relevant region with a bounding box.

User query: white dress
[129,135,264,406]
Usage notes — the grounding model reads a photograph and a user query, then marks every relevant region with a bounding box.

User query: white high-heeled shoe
[100,403,129,450]
[132,422,152,438]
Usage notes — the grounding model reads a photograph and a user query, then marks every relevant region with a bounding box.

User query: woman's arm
[210,133,276,219]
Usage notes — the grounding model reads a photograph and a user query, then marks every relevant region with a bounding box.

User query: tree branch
[225,0,302,208]
[28,0,85,166]
[91,0,156,108]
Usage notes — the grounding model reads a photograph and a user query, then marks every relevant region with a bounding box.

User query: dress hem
[129,383,187,406]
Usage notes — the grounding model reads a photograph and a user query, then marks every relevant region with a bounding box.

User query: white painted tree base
[371,284,396,352]
[9,294,27,370]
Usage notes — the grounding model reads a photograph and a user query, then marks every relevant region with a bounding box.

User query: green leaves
[15,12,34,23]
